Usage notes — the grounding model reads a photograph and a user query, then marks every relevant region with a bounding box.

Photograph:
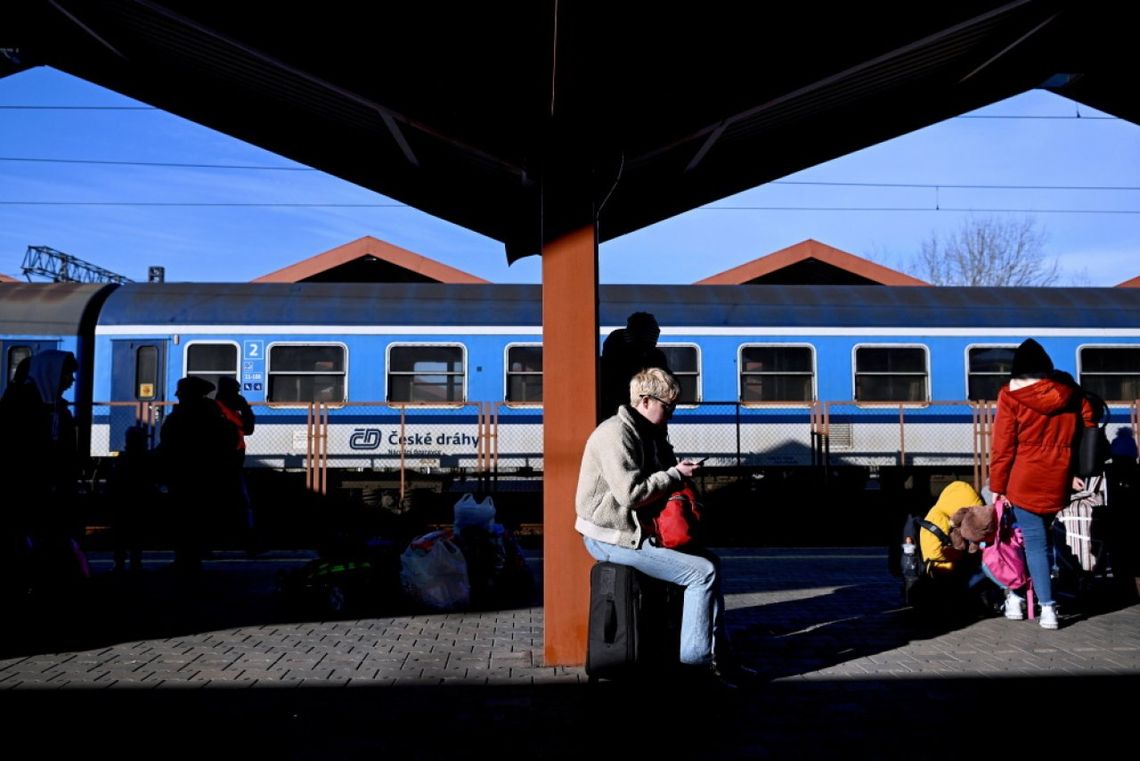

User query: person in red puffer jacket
[989,338,1096,630]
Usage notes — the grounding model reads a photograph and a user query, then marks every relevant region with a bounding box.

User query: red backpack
[648,484,702,548]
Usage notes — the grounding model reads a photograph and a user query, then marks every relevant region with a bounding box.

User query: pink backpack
[983,497,1035,619]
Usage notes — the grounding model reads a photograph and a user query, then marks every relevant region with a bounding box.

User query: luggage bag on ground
[585,561,683,681]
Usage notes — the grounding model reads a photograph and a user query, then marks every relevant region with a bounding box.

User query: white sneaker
[1039,604,1059,630]
[1004,592,1025,620]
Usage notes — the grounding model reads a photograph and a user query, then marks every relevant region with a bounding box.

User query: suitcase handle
[604,600,617,644]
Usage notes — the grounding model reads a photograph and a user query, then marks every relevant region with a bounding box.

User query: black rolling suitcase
[585,561,682,681]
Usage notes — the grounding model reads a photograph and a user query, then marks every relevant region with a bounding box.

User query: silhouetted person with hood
[0,350,86,599]
[0,355,37,603]
[23,350,80,504]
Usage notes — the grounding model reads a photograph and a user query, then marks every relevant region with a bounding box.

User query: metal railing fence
[89,398,1140,497]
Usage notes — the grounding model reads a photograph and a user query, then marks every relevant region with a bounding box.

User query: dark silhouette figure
[1110,426,1138,462]
[214,377,257,550]
[0,350,86,603]
[214,377,256,464]
[108,425,156,574]
[157,376,234,574]
[0,356,36,604]
[599,311,671,419]
[452,522,535,610]
[1107,427,1139,600]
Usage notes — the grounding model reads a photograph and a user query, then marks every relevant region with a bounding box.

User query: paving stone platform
[2,548,1136,758]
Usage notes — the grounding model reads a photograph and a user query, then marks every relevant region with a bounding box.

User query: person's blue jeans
[583,536,724,666]
[1011,504,1056,606]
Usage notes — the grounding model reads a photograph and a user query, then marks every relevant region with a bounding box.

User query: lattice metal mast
[21,245,133,284]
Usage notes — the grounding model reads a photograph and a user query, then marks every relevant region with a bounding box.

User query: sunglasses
[643,394,677,413]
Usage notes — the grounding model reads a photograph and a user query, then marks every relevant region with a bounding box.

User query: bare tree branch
[914,215,1058,286]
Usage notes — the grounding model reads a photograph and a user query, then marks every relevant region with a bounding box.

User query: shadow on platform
[1,674,1134,759]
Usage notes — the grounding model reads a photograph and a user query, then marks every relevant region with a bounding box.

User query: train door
[0,340,58,397]
[109,340,167,451]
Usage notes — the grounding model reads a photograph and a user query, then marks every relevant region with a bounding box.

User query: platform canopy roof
[3,1,1134,262]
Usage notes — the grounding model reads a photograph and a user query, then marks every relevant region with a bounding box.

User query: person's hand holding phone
[677,456,707,477]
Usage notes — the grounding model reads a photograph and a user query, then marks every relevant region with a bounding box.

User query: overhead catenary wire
[696,206,1140,214]
[0,105,1131,213]
[0,201,1135,214]
[2,157,1134,195]
[0,156,314,170]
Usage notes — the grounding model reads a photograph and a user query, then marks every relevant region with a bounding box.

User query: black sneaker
[712,657,761,684]
[679,663,739,689]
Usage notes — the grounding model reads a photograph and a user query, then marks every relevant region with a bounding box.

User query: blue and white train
[2,281,1139,479]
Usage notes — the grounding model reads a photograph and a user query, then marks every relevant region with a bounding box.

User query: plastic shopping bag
[453,493,496,532]
[399,529,471,611]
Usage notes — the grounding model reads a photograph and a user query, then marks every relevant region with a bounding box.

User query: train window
[505,345,542,403]
[7,345,32,381]
[967,346,1016,401]
[854,346,929,402]
[1079,347,1140,402]
[186,342,239,397]
[388,344,465,403]
[739,345,814,403]
[267,344,346,403]
[659,345,700,403]
[135,346,158,400]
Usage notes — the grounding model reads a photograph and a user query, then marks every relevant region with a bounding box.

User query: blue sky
[1,66,1137,285]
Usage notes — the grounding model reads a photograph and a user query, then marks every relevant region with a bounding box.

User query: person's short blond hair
[629,367,680,406]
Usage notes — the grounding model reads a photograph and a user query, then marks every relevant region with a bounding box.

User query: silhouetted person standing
[600,311,671,420]
[157,376,232,574]
[0,356,36,603]
[214,377,255,465]
[214,377,256,550]
[0,350,85,601]
[1107,427,1139,600]
[108,425,156,574]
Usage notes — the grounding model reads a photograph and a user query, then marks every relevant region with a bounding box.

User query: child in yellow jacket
[920,481,985,575]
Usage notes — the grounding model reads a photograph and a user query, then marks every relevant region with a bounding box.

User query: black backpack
[898,513,953,605]
[1076,389,1110,478]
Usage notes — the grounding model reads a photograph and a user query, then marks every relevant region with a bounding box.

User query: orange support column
[541,224,598,666]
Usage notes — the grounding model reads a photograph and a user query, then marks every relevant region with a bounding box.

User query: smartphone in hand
[685,457,708,465]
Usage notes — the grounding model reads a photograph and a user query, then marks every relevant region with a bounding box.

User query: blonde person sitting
[575,367,755,687]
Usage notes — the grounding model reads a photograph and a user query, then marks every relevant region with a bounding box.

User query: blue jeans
[583,536,725,666]
[1011,505,1056,606]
